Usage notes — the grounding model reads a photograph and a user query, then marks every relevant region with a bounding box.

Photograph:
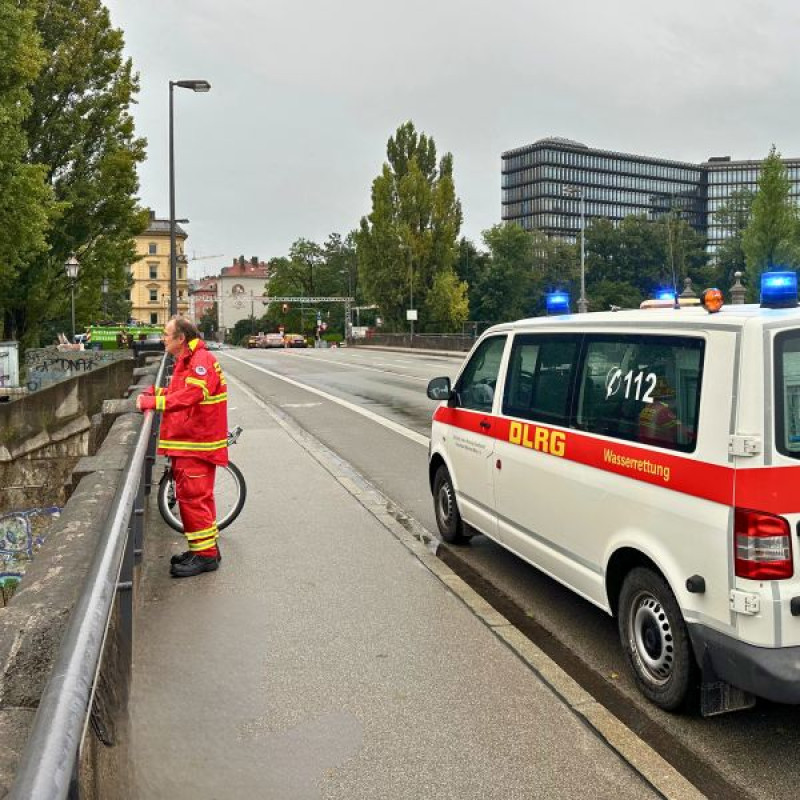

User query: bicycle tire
[157,461,247,534]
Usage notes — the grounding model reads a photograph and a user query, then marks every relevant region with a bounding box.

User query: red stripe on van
[736,468,800,514]
[433,406,735,506]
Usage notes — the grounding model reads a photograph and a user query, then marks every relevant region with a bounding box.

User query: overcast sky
[105,0,800,278]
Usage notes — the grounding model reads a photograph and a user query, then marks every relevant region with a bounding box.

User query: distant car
[261,333,286,348]
[283,333,307,348]
[132,332,165,356]
[246,335,260,349]
[205,340,221,350]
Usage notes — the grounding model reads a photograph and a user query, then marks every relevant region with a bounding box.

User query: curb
[227,372,705,800]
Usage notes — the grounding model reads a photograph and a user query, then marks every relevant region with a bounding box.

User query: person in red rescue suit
[638,375,684,448]
[136,317,228,578]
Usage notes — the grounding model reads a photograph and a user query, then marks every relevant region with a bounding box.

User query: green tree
[8,0,147,347]
[356,121,463,331]
[0,1,55,338]
[742,145,800,276]
[425,270,469,332]
[473,223,536,324]
[711,189,755,301]
[585,213,708,309]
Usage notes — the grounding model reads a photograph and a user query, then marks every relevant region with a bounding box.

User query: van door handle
[479,420,491,430]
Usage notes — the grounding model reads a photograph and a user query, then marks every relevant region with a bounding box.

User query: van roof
[486,304,800,335]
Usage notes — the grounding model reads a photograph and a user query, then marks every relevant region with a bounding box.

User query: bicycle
[157,426,247,533]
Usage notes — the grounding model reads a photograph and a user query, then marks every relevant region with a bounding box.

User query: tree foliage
[4,0,147,346]
[742,146,800,276]
[356,121,464,331]
[585,213,707,310]
[0,1,54,331]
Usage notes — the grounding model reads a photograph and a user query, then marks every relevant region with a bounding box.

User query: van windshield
[775,330,800,458]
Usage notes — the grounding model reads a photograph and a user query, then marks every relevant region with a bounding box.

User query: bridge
[0,346,710,799]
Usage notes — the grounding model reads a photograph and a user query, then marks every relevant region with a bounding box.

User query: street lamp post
[65,255,80,340]
[169,78,211,317]
[101,278,109,319]
[564,186,588,313]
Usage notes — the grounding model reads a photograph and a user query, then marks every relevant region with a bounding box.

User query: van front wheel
[618,567,696,711]
[433,466,466,544]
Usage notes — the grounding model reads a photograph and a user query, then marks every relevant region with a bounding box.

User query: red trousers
[173,456,219,557]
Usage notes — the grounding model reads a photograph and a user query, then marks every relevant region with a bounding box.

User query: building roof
[143,210,187,238]
[221,257,270,278]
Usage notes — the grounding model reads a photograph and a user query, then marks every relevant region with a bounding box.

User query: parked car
[246,335,260,349]
[261,333,286,348]
[132,332,165,356]
[283,333,307,348]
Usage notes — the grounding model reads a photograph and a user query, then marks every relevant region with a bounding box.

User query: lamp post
[101,277,109,319]
[169,78,211,317]
[65,255,80,340]
[564,186,588,313]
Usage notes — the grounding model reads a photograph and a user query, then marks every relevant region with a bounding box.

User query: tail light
[734,508,793,580]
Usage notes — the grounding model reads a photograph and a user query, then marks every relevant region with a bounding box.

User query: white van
[427,276,800,715]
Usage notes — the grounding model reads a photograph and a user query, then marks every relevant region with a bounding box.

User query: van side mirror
[427,376,451,401]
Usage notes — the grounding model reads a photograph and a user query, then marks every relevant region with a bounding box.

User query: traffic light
[282,303,289,313]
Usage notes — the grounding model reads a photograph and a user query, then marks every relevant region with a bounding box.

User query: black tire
[432,465,467,544]
[617,567,696,711]
[158,462,247,534]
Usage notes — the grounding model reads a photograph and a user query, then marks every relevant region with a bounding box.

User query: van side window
[774,330,800,458]
[502,335,580,426]
[575,335,704,452]
[456,336,506,412]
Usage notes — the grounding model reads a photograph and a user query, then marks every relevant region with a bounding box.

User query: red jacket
[139,338,228,465]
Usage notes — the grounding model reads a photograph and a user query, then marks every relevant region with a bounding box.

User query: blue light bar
[655,290,677,302]
[760,271,798,308]
[546,291,570,315]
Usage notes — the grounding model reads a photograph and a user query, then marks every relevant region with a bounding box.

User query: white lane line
[265,349,434,383]
[222,352,430,447]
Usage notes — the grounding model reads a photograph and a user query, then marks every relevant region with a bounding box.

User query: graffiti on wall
[23,347,128,392]
[0,507,61,607]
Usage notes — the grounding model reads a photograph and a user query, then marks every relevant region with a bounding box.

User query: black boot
[170,544,221,566]
[170,550,191,565]
[170,553,220,578]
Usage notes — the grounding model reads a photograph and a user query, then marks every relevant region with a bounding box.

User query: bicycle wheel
[157,462,247,533]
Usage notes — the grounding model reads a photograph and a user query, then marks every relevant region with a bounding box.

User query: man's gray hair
[171,316,200,342]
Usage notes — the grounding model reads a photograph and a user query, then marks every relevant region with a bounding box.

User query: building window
[149,288,158,302]
[124,290,131,301]
[148,243,157,255]
[149,263,158,279]
[150,313,158,324]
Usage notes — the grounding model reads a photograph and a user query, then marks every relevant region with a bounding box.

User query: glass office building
[501,138,800,254]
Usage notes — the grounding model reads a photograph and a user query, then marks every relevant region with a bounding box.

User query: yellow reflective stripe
[189,537,217,552]
[200,393,227,405]
[186,524,218,540]
[158,439,228,451]
[155,395,166,411]
[189,338,199,352]
[185,377,210,400]
[156,387,166,396]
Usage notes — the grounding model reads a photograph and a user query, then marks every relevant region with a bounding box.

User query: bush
[323,332,343,344]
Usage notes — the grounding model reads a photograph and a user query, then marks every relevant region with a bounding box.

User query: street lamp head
[65,254,80,280]
[174,79,211,93]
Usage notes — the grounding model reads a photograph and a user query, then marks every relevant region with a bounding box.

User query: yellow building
[130,211,189,325]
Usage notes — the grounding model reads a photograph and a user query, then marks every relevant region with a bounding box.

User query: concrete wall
[0,358,134,513]
[22,346,132,393]
[0,368,155,798]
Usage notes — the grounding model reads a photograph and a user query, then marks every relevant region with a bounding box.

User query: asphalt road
[218,344,800,800]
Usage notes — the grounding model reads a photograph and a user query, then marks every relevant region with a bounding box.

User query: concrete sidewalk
[129,381,683,799]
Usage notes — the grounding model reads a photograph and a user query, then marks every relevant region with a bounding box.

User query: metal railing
[8,355,167,800]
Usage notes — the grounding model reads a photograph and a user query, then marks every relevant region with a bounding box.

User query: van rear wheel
[618,567,696,711]
[433,466,467,544]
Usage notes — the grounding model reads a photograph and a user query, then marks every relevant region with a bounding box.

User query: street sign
[406,309,418,321]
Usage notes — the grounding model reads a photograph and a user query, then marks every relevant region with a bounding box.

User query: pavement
[129,378,698,800]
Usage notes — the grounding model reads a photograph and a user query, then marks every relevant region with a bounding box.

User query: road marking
[281,402,323,408]
[222,352,430,447]
[262,348,434,382]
